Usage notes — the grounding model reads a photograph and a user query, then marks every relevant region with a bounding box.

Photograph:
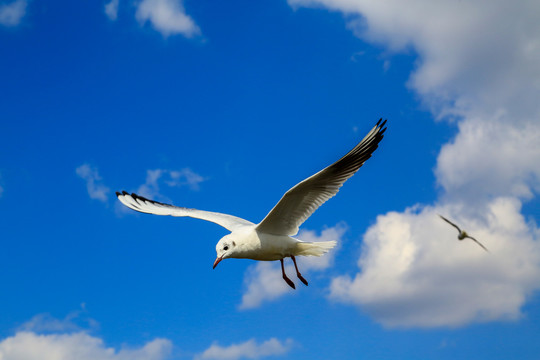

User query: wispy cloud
[135,0,200,38]
[19,304,99,334]
[115,167,205,215]
[76,164,110,203]
[196,338,294,360]
[239,224,346,310]
[166,168,205,190]
[136,168,206,199]
[0,0,26,27]
[290,0,540,327]
[104,0,119,21]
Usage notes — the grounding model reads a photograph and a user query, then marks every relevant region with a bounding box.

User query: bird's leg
[291,255,308,286]
[280,259,295,289]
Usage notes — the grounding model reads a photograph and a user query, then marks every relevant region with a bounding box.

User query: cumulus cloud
[330,199,540,328]
[0,332,172,360]
[104,0,119,21]
[436,119,540,204]
[76,164,111,203]
[0,311,172,360]
[0,0,26,27]
[135,0,200,38]
[196,338,294,360]
[239,224,346,310]
[288,0,540,327]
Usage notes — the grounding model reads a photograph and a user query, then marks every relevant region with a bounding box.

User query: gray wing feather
[466,235,489,252]
[439,215,462,233]
[256,119,387,236]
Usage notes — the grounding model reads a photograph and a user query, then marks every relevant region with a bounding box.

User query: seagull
[438,215,488,252]
[117,119,387,289]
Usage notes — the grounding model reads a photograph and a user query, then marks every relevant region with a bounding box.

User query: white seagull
[117,119,387,289]
[439,215,489,252]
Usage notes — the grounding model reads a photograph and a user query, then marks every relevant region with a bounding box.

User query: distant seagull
[117,119,387,289]
[438,215,488,252]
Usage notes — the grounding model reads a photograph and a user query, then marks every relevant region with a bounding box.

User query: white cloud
[330,199,540,328]
[436,118,540,203]
[196,338,293,360]
[289,0,540,120]
[288,0,540,327]
[104,0,119,21]
[0,310,171,360]
[239,224,346,310]
[0,0,26,27]
[76,164,110,203]
[0,332,172,360]
[135,0,200,38]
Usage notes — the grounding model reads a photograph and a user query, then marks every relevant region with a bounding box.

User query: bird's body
[117,119,387,288]
[220,226,290,261]
[215,227,335,261]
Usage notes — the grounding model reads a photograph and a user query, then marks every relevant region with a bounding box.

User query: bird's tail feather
[295,241,337,257]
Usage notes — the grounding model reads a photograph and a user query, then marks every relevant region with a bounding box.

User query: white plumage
[117,119,387,289]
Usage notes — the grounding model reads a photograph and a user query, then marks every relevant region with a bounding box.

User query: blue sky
[1,0,540,359]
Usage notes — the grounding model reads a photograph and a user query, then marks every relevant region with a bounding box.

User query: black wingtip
[375,118,388,135]
[132,193,151,202]
[116,191,122,197]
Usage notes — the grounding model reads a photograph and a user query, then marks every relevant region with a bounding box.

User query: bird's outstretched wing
[439,215,462,233]
[116,191,254,232]
[465,235,489,252]
[256,119,387,236]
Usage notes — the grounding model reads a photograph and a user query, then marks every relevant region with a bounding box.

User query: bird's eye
[224,246,229,251]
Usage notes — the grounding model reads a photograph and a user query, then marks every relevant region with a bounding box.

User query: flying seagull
[438,215,488,252]
[117,119,387,289]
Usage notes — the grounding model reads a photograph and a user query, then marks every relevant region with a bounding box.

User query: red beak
[213,256,223,269]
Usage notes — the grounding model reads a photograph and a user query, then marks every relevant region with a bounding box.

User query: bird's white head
[213,235,237,269]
